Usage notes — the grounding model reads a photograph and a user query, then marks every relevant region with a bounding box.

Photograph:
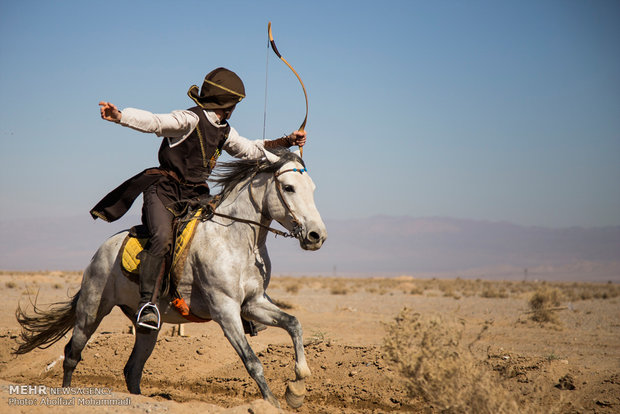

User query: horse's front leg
[212,299,280,408]
[243,297,311,408]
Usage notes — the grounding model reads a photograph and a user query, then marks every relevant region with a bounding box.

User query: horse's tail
[13,290,80,355]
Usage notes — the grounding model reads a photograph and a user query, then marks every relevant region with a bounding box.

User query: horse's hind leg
[123,326,159,394]
[242,297,310,408]
[63,288,115,386]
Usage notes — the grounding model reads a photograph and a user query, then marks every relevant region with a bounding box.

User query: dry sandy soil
[0,271,619,413]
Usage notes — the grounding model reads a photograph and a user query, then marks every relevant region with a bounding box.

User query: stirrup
[136,302,161,331]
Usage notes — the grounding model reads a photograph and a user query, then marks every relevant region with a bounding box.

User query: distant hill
[267,216,620,282]
[1,215,618,282]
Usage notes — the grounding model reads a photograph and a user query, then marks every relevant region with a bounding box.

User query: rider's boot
[136,250,165,330]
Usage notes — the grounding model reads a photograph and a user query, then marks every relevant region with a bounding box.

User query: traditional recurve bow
[268,22,308,157]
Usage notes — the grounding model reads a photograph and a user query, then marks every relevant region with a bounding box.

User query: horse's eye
[283,185,295,193]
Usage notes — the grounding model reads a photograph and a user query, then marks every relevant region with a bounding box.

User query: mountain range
[1,215,618,282]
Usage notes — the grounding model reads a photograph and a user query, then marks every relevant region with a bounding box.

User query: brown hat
[187,67,246,109]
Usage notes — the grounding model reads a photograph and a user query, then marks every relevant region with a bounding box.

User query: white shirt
[119,107,266,159]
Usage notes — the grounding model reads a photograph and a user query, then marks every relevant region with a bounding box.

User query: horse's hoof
[285,380,306,408]
[127,387,141,395]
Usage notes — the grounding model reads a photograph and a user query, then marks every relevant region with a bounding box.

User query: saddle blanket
[121,209,202,278]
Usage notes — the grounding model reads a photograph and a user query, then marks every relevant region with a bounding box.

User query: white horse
[15,148,327,409]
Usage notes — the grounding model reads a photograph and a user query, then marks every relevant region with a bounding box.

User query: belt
[145,168,209,188]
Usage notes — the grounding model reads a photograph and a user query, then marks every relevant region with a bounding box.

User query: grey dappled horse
[15,148,327,409]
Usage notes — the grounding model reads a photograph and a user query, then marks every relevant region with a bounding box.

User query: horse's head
[263,149,327,251]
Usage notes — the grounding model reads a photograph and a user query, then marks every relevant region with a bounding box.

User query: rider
[91,67,306,330]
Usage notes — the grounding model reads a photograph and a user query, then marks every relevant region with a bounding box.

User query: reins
[211,211,294,238]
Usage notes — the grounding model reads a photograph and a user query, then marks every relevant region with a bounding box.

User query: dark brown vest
[158,106,230,183]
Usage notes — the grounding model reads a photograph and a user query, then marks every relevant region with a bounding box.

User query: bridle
[272,167,308,237]
[211,166,308,239]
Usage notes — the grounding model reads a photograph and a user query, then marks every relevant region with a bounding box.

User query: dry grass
[383,308,521,414]
[479,282,509,298]
[330,285,349,295]
[284,283,300,294]
[562,281,620,301]
[267,276,619,309]
[528,287,563,324]
[5,272,617,306]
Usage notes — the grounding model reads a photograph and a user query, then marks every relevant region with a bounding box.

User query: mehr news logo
[7,384,131,407]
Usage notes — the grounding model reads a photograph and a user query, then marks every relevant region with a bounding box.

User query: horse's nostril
[308,231,320,241]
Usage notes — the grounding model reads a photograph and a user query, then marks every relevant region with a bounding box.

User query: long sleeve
[119,108,199,142]
[223,127,268,160]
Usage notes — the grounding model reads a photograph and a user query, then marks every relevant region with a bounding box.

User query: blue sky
[1,0,619,228]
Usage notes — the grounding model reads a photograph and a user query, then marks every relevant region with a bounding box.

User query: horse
[14,148,327,409]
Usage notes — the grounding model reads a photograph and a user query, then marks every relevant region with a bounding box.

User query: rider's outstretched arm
[98,101,198,139]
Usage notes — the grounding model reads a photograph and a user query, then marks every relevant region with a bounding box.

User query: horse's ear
[292,149,301,158]
[262,148,281,164]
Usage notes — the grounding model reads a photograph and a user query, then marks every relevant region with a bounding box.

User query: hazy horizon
[1,214,618,282]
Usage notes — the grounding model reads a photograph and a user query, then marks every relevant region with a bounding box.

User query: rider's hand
[99,101,122,123]
[289,130,306,147]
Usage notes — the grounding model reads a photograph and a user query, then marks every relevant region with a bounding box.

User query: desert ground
[0,271,619,413]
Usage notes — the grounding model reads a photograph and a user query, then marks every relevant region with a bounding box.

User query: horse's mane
[209,148,305,202]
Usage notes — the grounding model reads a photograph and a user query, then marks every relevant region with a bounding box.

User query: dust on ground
[1,271,619,413]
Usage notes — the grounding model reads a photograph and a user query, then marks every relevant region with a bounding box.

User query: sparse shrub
[329,280,349,295]
[330,286,349,295]
[562,282,620,302]
[442,286,461,299]
[6,281,17,289]
[480,285,509,299]
[437,280,459,299]
[529,287,562,324]
[285,283,300,294]
[437,280,452,294]
[578,289,593,301]
[305,330,328,346]
[461,288,476,298]
[383,308,520,414]
[545,351,562,362]
[409,286,424,295]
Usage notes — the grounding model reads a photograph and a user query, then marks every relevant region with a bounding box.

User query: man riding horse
[92,67,306,330]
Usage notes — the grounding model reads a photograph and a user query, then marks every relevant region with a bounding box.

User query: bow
[268,21,308,157]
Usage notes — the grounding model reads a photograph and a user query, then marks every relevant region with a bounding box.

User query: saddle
[120,193,220,280]
[120,207,212,320]
[120,208,204,284]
